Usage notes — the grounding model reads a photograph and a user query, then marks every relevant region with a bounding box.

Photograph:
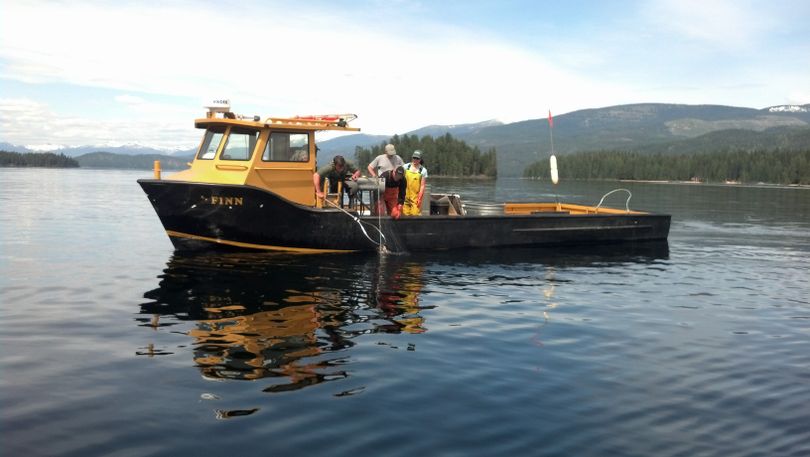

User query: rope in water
[323,197,388,250]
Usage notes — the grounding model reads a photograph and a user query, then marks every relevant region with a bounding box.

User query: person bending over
[380,165,406,218]
[313,155,360,200]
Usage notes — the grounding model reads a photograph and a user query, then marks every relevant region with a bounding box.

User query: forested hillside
[76,152,191,169]
[353,133,497,178]
[524,148,810,184]
[524,125,810,184]
[0,150,79,167]
[623,126,810,155]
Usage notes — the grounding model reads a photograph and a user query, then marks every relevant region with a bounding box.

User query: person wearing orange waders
[367,144,405,215]
[380,166,406,218]
[402,150,428,216]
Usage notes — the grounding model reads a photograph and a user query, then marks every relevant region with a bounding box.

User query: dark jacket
[381,169,406,204]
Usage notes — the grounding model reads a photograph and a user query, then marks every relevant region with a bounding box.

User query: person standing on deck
[380,166,406,218]
[402,150,427,216]
[367,144,405,214]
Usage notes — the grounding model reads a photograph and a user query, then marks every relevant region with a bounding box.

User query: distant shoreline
[1,165,77,169]
[618,179,810,189]
[429,174,495,180]
[521,176,810,189]
[0,165,489,176]
[4,167,807,189]
[619,179,810,189]
[0,165,186,171]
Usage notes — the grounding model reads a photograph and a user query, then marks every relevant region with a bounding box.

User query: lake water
[2,168,809,457]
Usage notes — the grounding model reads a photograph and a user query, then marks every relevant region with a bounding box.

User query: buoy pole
[547,111,561,211]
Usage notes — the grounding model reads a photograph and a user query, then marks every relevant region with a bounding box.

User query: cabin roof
[194,114,360,132]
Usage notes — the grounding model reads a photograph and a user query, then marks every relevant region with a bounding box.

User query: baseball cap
[385,144,396,156]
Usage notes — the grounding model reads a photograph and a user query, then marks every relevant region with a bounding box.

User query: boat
[138,101,670,253]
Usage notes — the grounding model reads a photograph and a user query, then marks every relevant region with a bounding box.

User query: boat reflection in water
[138,242,668,392]
[139,251,429,391]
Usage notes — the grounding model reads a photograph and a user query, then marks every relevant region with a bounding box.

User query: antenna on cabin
[204,99,231,118]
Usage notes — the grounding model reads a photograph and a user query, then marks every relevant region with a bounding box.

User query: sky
[1,0,809,151]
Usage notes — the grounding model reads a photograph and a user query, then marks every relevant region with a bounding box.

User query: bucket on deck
[430,197,450,215]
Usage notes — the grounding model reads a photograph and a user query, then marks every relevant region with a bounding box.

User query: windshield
[220,128,258,161]
[197,126,226,160]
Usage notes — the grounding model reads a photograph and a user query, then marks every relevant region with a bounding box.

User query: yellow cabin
[165,100,359,207]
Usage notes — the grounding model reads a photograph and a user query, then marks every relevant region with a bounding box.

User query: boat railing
[262,116,360,132]
[595,188,632,213]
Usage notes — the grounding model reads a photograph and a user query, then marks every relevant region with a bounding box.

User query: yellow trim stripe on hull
[165,230,357,254]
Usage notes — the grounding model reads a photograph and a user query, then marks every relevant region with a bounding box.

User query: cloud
[0,1,807,149]
[642,0,777,48]
[0,1,636,138]
[0,97,197,150]
[114,95,146,106]
[787,90,810,106]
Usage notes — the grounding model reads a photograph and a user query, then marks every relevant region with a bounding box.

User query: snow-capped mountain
[766,104,809,113]
[0,142,195,157]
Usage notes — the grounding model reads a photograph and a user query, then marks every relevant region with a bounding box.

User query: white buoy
[550,155,559,185]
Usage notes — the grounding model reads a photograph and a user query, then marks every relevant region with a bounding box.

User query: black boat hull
[138,180,671,253]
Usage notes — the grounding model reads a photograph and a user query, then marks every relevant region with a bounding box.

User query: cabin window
[197,127,226,160]
[220,128,258,161]
[263,132,309,162]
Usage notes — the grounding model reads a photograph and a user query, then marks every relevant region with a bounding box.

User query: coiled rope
[595,188,633,213]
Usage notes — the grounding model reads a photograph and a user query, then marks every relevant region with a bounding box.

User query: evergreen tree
[0,151,80,168]
[354,133,497,177]
[523,148,810,185]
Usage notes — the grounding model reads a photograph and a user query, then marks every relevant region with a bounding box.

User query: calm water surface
[2,169,809,456]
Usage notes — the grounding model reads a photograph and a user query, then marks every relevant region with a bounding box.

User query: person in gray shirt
[367,143,405,178]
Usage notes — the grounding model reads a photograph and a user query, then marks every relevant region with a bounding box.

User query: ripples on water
[2,170,809,456]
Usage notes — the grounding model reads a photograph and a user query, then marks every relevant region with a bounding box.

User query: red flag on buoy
[548,110,554,128]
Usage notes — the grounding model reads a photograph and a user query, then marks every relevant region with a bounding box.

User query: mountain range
[0,143,196,157]
[318,103,810,176]
[3,103,808,176]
